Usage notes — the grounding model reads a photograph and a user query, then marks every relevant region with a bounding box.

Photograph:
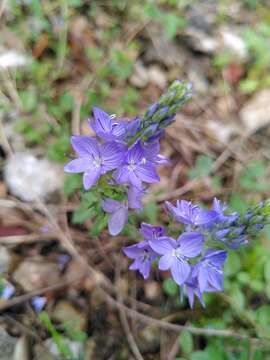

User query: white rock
[130,61,149,88]
[4,153,64,201]
[185,28,219,54]
[0,329,17,358]
[219,27,248,60]
[0,50,31,70]
[240,89,270,134]
[148,65,167,89]
[206,120,239,143]
[13,259,61,291]
[45,338,84,358]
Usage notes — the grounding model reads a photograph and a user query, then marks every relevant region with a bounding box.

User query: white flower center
[128,159,136,171]
[172,247,181,258]
[93,157,102,167]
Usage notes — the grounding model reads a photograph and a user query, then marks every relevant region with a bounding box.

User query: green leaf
[142,202,158,224]
[63,174,82,197]
[20,90,38,112]
[190,351,211,360]
[163,278,178,296]
[229,193,248,214]
[47,134,70,162]
[90,213,108,236]
[230,288,245,309]
[224,253,242,277]
[179,330,193,354]
[239,160,269,192]
[188,155,214,179]
[264,261,270,283]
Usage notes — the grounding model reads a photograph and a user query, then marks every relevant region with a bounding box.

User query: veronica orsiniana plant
[64,80,192,235]
[123,198,270,308]
[64,79,270,308]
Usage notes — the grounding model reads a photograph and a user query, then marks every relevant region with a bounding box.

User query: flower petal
[128,186,144,209]
[135,163,160,184]
[205,250,227,267]
[198,267,208,293]
[83,167,101,190]
[108,207,128,236]
[178,232,204,258]
[71,136,99,158]
[208,270,223,291]
[128,142,144,163]
[100,142,126,171]
[159,253,173,270]
[186,286,195,309]
[123,244,142,259]
[102,198,121,213]
[171,258,190,286]
[129,170,142,189]
[64,158,90,173]
[92,107,112,133]
[114,166,129,184]
[149,236,175,255]
[193,209,218,226]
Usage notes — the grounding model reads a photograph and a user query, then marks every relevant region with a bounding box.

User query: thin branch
[115,257,144,360]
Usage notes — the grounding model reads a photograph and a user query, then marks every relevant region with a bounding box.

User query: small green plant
[39,311,86,360]
[240,24,270,93]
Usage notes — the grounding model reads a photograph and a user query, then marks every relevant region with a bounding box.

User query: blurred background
[1,0,270,359]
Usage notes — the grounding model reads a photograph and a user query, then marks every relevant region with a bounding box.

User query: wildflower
[114,141,160,189]
[31,296,47,312]
[64,136,126,190]
[212,198,239,224]
[149,232,204,285]
[140,222,166,240]
[102,198,128,235]
[166,200,218,227]
[0,282,15,300]
[123,242,158,279]
[143,140,169,165]
[193,250,227,293]
[90,107,126,142]
[128,186,145,209]
[180,272,205,308]
[123,223,165,278]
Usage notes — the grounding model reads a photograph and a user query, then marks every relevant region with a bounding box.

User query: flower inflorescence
[64,79,270,308]
[123,198,270,308]
[64,80,191,235]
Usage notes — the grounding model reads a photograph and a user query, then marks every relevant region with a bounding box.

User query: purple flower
[125,117,141,138]
[180,273,205,309]
[140,222,166,241]
[0,282,15,300]
[114,141,160,189]
[166,200,218,227]
[212,198,239,224]
[64,136,126,190]
[193,250,227,293]
[143,141,169,165]
[90,107,126,142]
[149,232,204,285]
[57,254,71,269]
[31,296,47,312]
[102,198,128,236]
[128,186,145,209]
[123,242,157,279]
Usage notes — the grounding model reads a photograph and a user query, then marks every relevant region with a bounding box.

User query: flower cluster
[64,80,192,235]
[123,198,270,308]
